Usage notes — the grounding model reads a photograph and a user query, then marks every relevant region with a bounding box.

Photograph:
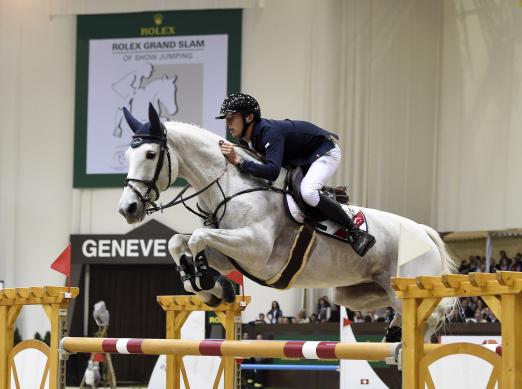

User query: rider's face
[225,113,243,138]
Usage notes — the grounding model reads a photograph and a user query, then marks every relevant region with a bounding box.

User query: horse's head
[118,103,179,223]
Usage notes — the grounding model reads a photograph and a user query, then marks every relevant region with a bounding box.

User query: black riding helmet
[215,93,261,137]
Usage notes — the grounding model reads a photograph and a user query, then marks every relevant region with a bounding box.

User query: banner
[74,10,241,187]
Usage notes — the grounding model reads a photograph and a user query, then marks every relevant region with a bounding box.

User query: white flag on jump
[397,223,432,275]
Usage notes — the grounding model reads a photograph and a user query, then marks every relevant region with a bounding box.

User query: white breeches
[300,144,341,207]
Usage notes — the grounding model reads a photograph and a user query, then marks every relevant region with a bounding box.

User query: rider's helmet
[215,93,261,121]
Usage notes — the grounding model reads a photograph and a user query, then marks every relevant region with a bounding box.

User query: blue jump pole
[240,364,339,372]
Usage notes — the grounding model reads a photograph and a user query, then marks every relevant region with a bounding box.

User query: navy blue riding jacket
[239,118,339,181]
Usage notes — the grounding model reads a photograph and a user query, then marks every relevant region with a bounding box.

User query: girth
[226,224,316,289]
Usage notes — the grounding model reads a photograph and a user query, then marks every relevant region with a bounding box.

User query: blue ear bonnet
[130,127,166,149]
[123,104,166,148]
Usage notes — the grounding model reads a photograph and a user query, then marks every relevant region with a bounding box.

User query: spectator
[512,253,522,272]
[295,309,310,323]
[316,297,331,322]
[243,333,271,389]
[309,313,319,323]
[460,299,475,319]
[497,256,511,271]
[458,259,470,274]
[363,313,373,323]
[384,307,395,323]
[468,310,486,323]
[254,313,268,324]
[499,250,512,266]
[354,311,365,323]
[482,307,497,323]
[266,301,283,324]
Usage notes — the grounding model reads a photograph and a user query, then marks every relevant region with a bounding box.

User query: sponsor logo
[140,13,176,36]
[353,211,365,228]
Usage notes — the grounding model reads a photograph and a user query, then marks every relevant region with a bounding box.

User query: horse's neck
[167,124,238,209]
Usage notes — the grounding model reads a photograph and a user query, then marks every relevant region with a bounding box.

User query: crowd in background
[458,251,522,274]
[249,251,520,326]
[251,297,340,325]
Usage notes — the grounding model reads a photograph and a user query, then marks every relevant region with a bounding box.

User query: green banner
[74,10,241,187]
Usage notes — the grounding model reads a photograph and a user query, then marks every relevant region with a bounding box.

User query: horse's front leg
[188,225,273,263]
[187,225,274,304]
[167,233,216,303]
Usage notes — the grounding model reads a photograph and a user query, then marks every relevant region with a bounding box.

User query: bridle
[123,131,231,219]
[123,124,172,212]
[125,133,289,226]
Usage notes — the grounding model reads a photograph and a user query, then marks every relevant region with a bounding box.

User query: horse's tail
[421,224,457,275]
[421,224,458,332]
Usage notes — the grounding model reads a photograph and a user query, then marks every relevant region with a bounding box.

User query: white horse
[113,75,178,138]
[118,105,455,339]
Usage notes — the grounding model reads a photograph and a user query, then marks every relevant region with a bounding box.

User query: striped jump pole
[60,338,403,361]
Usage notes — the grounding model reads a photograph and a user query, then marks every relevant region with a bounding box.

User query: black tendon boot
[316,192,376,257]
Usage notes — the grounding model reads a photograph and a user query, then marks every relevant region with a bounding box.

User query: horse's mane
[165,121,264,163]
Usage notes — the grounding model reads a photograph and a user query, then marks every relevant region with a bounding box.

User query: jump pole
[60,337,404,360]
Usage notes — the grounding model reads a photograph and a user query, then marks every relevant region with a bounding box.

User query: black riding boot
[316,192,376,257]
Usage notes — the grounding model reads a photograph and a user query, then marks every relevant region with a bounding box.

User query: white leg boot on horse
[168,233,235,307]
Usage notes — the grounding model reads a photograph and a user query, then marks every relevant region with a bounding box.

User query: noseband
[123,125,172,212]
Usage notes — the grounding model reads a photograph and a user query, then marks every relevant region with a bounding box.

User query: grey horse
[118,105,455,339]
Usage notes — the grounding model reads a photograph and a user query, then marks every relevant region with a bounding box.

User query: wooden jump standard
[392,271,522,389]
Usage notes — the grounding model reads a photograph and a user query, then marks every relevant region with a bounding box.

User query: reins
[129,137,290,226]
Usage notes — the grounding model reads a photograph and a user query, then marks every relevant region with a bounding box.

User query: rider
[217,93,375,257]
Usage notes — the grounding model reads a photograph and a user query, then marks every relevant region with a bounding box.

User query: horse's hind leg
[376,254,455,342]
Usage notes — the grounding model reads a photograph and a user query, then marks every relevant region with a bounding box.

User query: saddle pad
[285,195,368,244]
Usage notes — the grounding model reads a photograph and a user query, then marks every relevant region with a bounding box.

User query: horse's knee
[168,234,188,258]
[188,229,208,256]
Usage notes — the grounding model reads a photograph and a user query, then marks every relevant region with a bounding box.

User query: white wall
[1,0,521,337]
[436,0,522,231]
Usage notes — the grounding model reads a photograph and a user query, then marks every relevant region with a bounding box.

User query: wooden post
[158,295,250,389]
[500,293,522,388]
[401,297,423,389]
[0,305,20,389]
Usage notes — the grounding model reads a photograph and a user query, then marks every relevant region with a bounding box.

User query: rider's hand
[220,142,241,165]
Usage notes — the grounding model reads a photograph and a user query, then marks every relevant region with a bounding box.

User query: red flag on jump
[226,271,243,286]
[51,243,71,289]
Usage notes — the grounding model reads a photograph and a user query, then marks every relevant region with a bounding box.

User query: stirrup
[351,232,375,257]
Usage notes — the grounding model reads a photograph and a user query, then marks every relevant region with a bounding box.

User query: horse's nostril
[128,202,138,214]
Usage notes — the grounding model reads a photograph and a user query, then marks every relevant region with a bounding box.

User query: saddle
[285,166,349,223]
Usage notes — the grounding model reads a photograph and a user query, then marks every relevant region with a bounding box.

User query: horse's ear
[123,107,143,133]
[148,102,162,136]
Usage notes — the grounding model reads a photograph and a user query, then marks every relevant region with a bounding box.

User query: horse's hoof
[199,273,215,291]
[204,294,223,308]
[218,276,236,304]
[384,325,402,342]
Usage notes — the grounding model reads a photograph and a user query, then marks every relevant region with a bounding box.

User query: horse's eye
[146,151,156,160]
